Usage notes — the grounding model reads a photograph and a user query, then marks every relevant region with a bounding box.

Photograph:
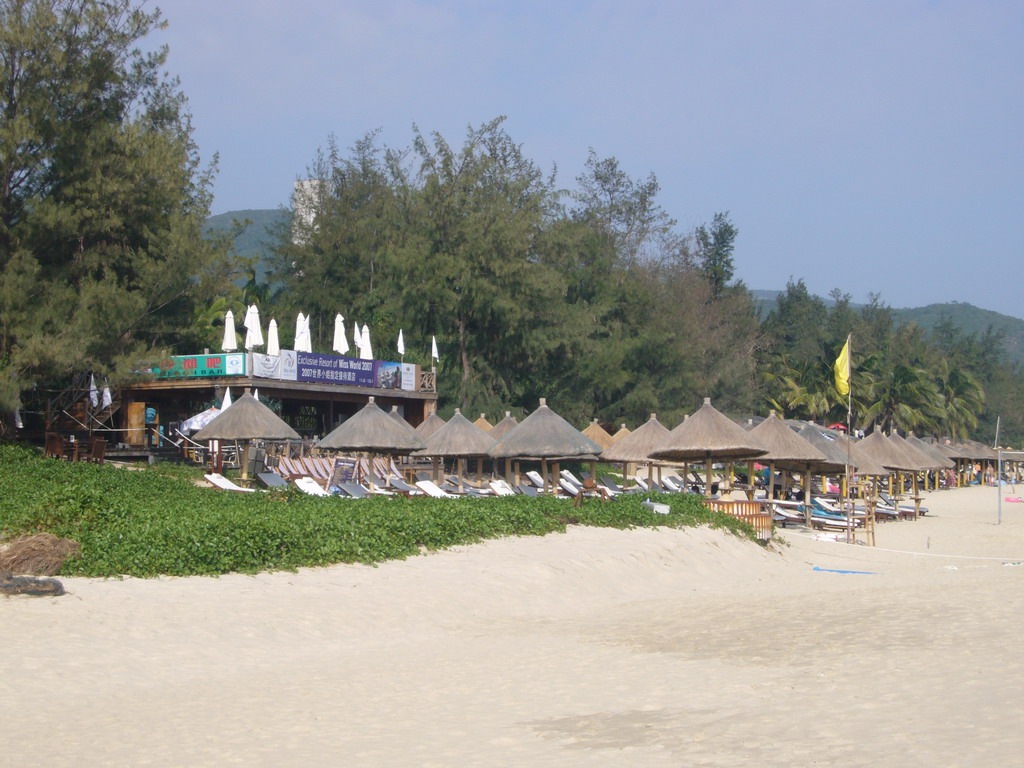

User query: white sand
[3,484,1023,767]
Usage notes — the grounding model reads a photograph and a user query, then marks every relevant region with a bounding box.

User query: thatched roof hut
[415,412,447,439]
[649,398,766,463]
[796,424,857,474]
[907,434,956,469]
[611,423,631,443]
[600,414,670,464]
[649,398,765,498]
[850,427,917,472]
[748,411,826,471]
[489,399,602,459]
[415,409,495,458]
[317,396,425,454]
[193,392,300,442]
[581,419,615,451]
[473,413,493,432]
[889,431,942,470]
[489,411,519,441]
[388,405,406,425]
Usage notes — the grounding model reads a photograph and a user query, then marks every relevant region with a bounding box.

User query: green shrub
[0,443,759,577]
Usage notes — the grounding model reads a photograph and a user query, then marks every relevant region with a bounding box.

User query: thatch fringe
[0,532,81,576]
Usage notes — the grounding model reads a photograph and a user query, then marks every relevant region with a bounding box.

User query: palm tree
[935,361,985,440]
[859,355,943,434]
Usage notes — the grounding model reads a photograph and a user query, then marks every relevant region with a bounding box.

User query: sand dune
[2,484,1022,766]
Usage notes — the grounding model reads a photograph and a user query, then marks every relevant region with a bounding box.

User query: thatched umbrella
[317,396,425,491]
[907,434,955,489]
[193,392,301,480]
[581,419,615,452]
[489,411,520,480]
[649,398,766,498]
[489,411,519,441]
[413,409,495,491]
[611,423,631,443]
[600,413,670,489]
[489,398,603,492]
[415,412,447,440]
[473,413,493,432]
[388,405,406,425]
[748,412,826,513]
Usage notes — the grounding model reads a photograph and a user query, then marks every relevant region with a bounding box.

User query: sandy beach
[3,483,1023,767]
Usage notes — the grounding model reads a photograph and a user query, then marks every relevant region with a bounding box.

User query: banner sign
[152,353,245,379]
[297,352,377,386]
[250,352,281,379]
[400,363,417,391]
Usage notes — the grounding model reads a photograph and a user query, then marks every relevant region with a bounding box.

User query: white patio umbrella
[89,374,99,408]
[180,406,220,434]
[294,312,313,353]
[243,304,264,350]
[266,318,280,356]
[397,329,405,359]
[221,387,232,410]
[360,323,373,360]
[352,321,362,356]
[333,313,349,355]
[222,310,238,351]
[302,313,313,352]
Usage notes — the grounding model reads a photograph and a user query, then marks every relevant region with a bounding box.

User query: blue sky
[154,1,1024,318]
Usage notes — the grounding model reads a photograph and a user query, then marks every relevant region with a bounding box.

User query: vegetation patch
[0,443,758,578]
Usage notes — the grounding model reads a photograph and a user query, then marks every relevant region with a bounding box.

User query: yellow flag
[834,338,851,396]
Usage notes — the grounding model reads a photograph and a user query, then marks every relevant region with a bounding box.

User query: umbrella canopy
[243,304,264,350]
[850,427,918,472]
[797,423,875,475]
[317,396,425,453]
[488,411,519,441]
[889,430,942,470]
[489,398,603,459]
[180,406,221,434]
[266,318,280,356]
[611,423,631,443]
[360,323,373,360]
[581,419,615,451]
[333,314,349,355]
[907,434,956,469]
[649,398,767,463]
[414,409,495,458]
[415,412,447,439]
[473,413,493,432]
[747,411,826,471]
[193,393,300,442]
[221,310,237,351]
[601,414,670,463]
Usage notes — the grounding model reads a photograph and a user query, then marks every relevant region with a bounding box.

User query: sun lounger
[489,479,517,496]
[294,476,331,496]
[257,471,289,489]
[416,479,458,498]
[204,473,258,493]
[517,483,540,497]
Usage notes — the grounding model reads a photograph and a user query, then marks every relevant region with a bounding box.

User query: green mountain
[205,208,289,262]
[753,289,1024,367]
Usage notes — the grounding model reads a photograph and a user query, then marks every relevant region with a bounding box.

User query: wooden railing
[702,499,774,541]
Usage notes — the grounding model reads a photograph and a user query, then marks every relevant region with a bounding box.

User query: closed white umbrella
[397,329,405,359]
[243,304,264,349]
[89,374,99,408]
[302,313,313,352]
[352,321,362,356]
[333,314,349,355]
[266,318,280,356]
[100,386,112,410]
[294,313,306,352]
[431,335,439,362]
[222,310,238,351]
[221,387,232,410]
[360,323,373,360]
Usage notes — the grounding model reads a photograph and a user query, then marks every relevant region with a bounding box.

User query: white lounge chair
[415,479,458,498]
[294,476,331,497]
[204,473,257,493]
[489,479,517,496]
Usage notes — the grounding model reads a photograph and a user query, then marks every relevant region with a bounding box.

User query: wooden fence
[702,499,774,541]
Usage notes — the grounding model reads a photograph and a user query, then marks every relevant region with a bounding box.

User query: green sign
[152,353,246,379]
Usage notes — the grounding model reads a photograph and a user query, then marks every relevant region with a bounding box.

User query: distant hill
[205,209,289,263]
[753,289,1024,367]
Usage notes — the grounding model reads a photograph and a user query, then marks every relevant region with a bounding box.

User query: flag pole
[845,333,853,543]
